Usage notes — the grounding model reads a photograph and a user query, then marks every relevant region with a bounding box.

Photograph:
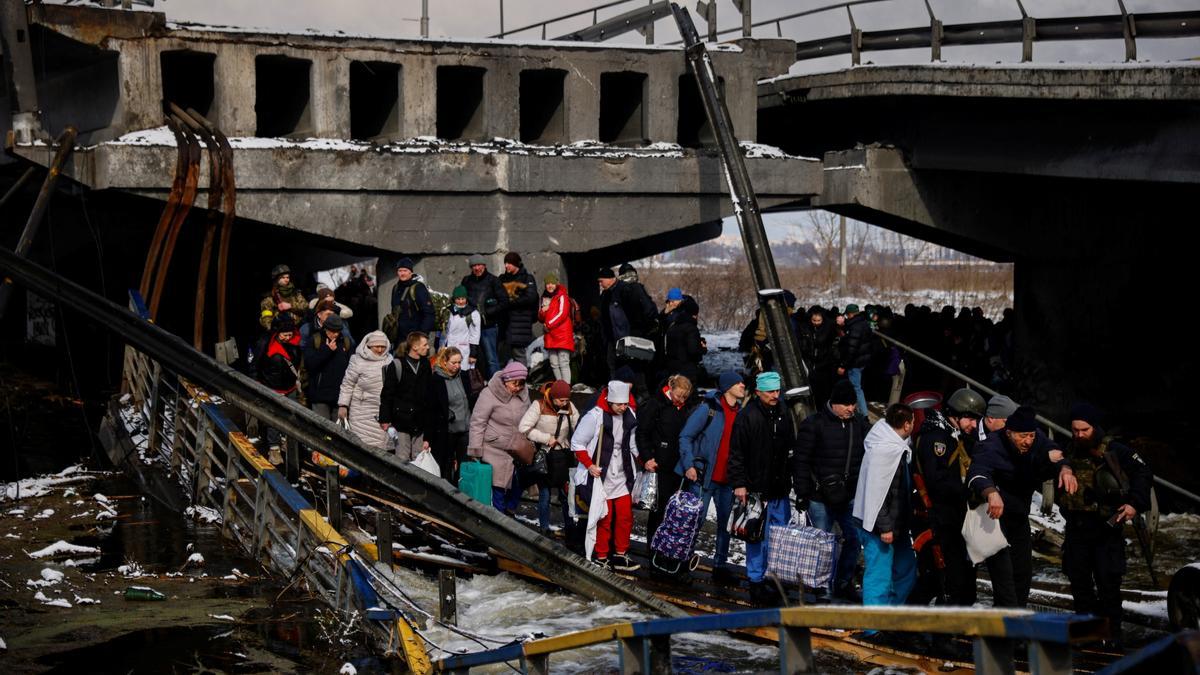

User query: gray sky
[154,0,1199,72]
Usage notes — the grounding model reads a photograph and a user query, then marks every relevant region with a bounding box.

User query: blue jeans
[480,325,500,377]
[745,498,792,583]
[538,485,570,531]
[847,368,869,416]
[808,499,861,592]
[492,468,522,513]
[859,527,917,606]
[691,483,735,569]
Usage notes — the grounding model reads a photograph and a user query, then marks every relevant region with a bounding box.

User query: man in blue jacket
[677,371,746,584]
[967,406,1077,607]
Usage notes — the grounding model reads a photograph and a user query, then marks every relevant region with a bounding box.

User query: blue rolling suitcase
[649,488,704,576]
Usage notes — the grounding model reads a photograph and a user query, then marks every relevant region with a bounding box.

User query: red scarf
[710,395,739,484]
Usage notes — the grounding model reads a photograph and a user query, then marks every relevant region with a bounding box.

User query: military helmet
[271,264,291,279]
[947,388,986,419]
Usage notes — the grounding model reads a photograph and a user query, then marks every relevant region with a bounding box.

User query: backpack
[570,297,585,326]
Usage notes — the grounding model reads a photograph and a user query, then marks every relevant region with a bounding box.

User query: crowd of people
[249,254,1153,649]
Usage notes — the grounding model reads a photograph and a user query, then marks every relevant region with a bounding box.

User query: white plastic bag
[961,502,1010,564]
[632,471,658,508]
[412,449,441,477]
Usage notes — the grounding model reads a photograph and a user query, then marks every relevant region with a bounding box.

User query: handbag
[816,421,856,509]
[766,513,840,589]
[467,368,486,396]
[508,431,536,465]
[529,447,549,475]
[728,493,767,543]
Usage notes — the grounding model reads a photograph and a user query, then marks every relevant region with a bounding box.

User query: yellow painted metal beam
[779,606,1022,637]
[524,623,636,656]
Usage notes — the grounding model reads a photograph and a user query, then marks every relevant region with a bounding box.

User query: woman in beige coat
[337,331,393,450]
[518,379,579,535]
[467,361,530,514]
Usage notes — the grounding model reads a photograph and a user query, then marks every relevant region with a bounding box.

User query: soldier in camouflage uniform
[1060,403,1153,649]
[259,264,308,332]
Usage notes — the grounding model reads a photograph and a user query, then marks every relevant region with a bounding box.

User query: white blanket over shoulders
[852,419,911,533]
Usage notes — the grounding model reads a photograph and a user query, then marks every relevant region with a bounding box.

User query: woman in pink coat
[467,361,531,514]
[539,274,574,383]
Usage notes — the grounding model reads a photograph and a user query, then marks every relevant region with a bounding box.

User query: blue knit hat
[718,371,743,393]
[396,257,415,271]
[666,287,684,301]
[756,371,781,392]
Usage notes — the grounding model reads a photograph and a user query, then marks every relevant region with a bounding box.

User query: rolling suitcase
[649,487,704,576]
[616,336,656,362]
[458,460,493,504]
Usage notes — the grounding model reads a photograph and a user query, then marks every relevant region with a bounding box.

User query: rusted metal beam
[186,108,236,348]
[147,114,201,321]
[139,116,187,301]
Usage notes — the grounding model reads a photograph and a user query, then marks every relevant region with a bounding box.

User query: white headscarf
[852,419,912,533]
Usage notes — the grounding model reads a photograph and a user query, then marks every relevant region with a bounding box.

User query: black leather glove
[795,498,810,512]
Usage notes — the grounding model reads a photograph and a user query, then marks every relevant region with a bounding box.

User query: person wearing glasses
[468,361,531,514]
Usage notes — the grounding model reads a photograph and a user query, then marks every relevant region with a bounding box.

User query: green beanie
[452,285,468,299]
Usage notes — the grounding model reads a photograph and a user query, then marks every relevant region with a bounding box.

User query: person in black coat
[797,306,837,410]
[637,374,697,548]
[597,267,658,387]
[967,406,1076,608]
[387,257,435,347]
[727,371,795,605]
[498,252,538,365]
[662,292,706,387]
[837,304,874,415]
[429,346,477,483]
[257,313,303,459]
[379,332,436,462]
[461,255,509,377]
[1059,403,1153,648]
[793,379,869,599]
[302,314,354,421]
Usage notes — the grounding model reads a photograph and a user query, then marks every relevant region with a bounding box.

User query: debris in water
[123,586,166,601]
[117,562,145,577]
[74,595,101,605]
[186,552,205,566]
[340,664,357,675]
[208,614,236,621]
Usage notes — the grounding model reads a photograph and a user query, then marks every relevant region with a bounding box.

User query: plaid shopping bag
[766,521,839,589]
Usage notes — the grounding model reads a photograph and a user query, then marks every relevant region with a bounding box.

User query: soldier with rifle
[1059,403,1154,651]
[910,388,986,606]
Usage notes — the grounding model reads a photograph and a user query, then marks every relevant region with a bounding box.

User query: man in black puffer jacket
[837,304,873,415]
[498,252,538,365]
[302,314,354,421]
[727,371,796,606]
[793,379,869,600]
[461,255,509,378]
[637,374,698,549]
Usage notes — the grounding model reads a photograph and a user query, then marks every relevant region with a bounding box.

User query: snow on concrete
[184,505,222,524]
[2,465,92,501]
[27,540,102,559]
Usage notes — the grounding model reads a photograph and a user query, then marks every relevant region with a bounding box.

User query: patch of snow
[63,558,99,568]
[74,595,100,605]
[186,552,205,566]
[2,465,93,501]
[28,541,101,559]
[0,636,5,650]
[340,664,357,675]
[93,493,110,504]
[4,533,18,539]
[117,562,145,578]
[40,568,64,583]
[184,505,222,524]
[208,614,236,622]
[33,591,71,608]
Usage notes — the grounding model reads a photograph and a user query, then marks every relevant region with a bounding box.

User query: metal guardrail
[664,0,1200,65]
[119,292,433,672]
[435,605,1106,674]
[873,328,1200,507]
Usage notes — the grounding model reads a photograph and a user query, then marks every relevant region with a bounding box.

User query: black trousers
[929,502,977,606]
[985,509,1034,607]
[435,430,469,484]
[1063,514,1127,642]
[646,469,683,547]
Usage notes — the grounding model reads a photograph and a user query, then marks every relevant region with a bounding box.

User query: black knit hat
[1006,406,1039,433]
[598,267,616,280]
[504,252,522,267]
[271,313,297,333]
[1069,402,1104,428]
[830,379,857,405]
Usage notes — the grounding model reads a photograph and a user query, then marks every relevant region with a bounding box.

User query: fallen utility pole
[0,126,76,320]
[671,3,813,420]
[0,245,686,619]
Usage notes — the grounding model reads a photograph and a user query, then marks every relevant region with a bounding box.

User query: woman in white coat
[444,285,481,370]
[518,379,579,535]
[337,330,394,450]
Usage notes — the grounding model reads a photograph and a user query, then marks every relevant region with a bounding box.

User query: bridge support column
[779,625,815,674]
[619,635,669,675]
[974,637,1015,675]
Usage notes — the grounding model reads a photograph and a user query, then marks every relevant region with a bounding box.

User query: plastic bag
[728,493,766,543]
[633,471,658,508]
[412,449,441,477]
[961,502,1010,563]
